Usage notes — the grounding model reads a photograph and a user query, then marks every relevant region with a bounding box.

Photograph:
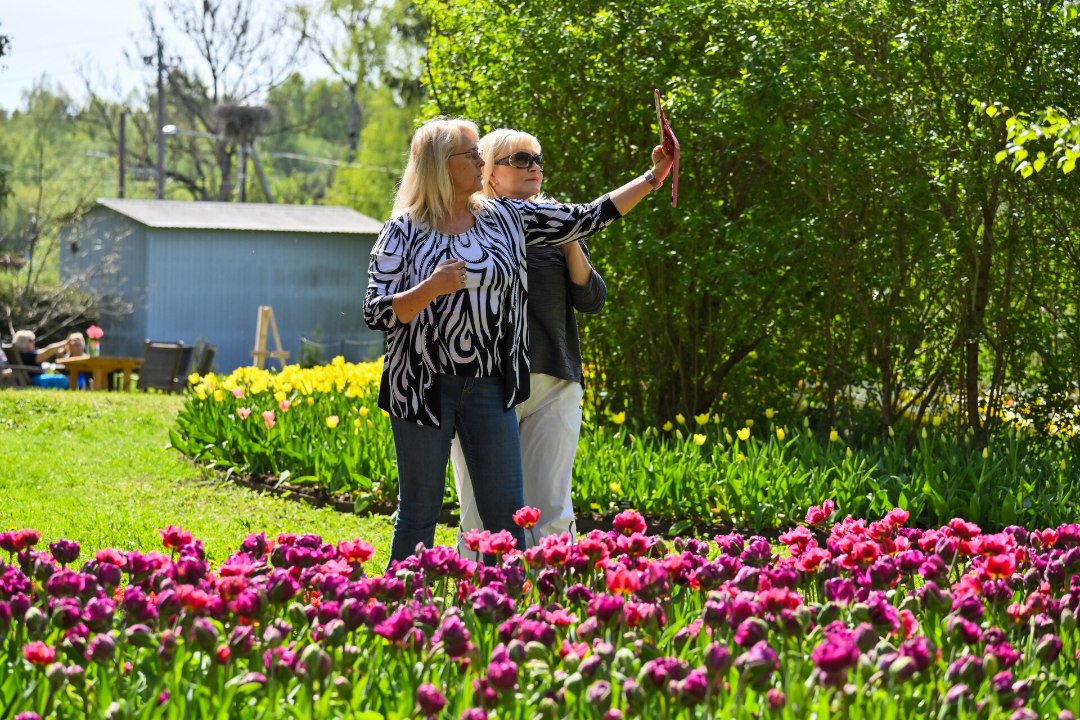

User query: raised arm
[607,144,675,215]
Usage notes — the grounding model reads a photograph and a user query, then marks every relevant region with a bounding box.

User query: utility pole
[118,111,126,198]
[155,36,166,199]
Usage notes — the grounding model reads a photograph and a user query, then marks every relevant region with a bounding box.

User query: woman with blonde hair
[451,129,604,550]
[365,117,672,565]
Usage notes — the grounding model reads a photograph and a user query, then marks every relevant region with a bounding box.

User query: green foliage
[324,86,415,219]
[419,0,1080,438]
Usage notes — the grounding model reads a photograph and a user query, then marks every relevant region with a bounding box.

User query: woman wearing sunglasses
[450,129,604,551]
[365,117,672,566]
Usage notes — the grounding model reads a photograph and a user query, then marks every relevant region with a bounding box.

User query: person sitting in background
[0,347,11,384]
[58,332,91,389]
[63,332,87,359]
[12,330,72,389]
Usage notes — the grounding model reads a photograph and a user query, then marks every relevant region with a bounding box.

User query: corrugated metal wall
[145,227,379,372]
[61,210,149,358]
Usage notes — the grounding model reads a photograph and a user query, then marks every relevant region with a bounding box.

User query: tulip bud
[816,602,842,627]
[192,618,219,653]
[298,643,332,683]
[564,671,583,695]
[614,647,637,675]
[24,606,47,636]
[342,644,361,667]
[46,662,68,689]
[538,697,559,720]
[1060,608,1076,633]
[888,655,916,681]
[563,653,581,673]
[287,602,308,629]
[105,699,128,720]
[1034,634,1063,664]
[123,624,155,648]
[86,634,116,664]
[333,675,353,701]
[322,619,347,647]
[525,641,548,661]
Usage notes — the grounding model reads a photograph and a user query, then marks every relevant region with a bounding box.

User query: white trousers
[452,373,582,553]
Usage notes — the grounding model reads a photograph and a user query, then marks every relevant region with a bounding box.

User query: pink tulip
[262,410,276,430]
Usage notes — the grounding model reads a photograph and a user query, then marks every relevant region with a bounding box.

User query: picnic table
[59,355,142,392]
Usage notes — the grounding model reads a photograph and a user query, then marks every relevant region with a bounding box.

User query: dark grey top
[526,242,606,385]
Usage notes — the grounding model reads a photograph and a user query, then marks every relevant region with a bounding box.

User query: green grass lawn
[0,389,453,567]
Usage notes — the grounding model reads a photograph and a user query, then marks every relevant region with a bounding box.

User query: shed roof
[95,198,384,235]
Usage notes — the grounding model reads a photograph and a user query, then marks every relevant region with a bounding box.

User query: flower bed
[172,359,1078,530]
[2,507,1080,718]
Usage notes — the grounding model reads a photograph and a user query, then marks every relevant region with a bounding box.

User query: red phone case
[654,89,680,207]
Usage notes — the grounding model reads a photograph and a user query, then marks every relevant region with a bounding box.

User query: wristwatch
[644,169,662,189]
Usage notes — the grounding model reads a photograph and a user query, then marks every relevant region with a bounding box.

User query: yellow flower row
[188,357,384,402]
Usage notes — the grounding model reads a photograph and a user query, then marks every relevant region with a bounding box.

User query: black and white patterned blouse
[364,195,621,427]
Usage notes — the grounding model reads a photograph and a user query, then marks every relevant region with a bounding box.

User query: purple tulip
[85,633,115,664]
[946,616,982,645]
[45,570,85,599]
[824,577,855,605]
[735,641,779,689]
[898,636,934,673]
[704,643,733,677]
[734,618,767,648]
[811,632,860,683]
[460,708,489,720]
[416,683,447,716]
[679,669,709,706]
[433,613,472,658]
[49,539,80,566]
[81,597,114,633]
[1035,633,1063,664]
[486,657,518,691]
[472,587,514,624]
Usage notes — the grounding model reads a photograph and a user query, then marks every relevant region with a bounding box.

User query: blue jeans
[388,374,526,564]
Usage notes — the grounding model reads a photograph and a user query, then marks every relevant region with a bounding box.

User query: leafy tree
[420,0,1080,441]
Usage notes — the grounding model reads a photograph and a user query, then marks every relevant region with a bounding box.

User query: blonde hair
[477,129,544,200]
[392,117,483,229]
[13,330,35,350]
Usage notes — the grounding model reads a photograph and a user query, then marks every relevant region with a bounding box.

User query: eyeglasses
[494,151,544,170]
[448,147,481,162]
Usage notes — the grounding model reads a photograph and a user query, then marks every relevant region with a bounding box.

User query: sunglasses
[494,151,544,169]
[448,147,481,162]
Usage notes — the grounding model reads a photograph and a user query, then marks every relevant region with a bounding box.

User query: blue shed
[61,198,385,373]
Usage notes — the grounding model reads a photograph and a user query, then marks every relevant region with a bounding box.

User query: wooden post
[251,305,290,369]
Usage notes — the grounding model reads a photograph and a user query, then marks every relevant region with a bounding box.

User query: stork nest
[211,104,274,143]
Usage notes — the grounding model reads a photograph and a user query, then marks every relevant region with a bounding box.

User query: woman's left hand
[651,145,675,184]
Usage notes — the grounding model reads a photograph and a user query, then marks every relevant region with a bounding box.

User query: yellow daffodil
[213,389,223,402]
[737,427,751,441]
[693,433,707,446]
[776,427,785,441]
[694,413,710,426]
[609,482,622,494]
[610,411,626,425]
[829,429,839,443]
[359,406,369,417]
[675,413,686,425]
[662,421,673,432]
[326,415,340,429]
[765,408,774,419]
[932,415,942,427]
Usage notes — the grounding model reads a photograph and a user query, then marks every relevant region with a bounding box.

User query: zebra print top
[364,195,621,427]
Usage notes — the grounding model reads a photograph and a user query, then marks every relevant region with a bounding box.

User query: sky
[0,1,323,113]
